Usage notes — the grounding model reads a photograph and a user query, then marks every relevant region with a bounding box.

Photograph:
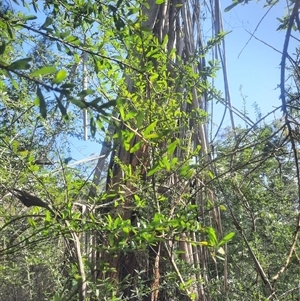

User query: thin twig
[238,1,279,58]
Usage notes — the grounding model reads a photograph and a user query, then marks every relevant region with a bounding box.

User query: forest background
[0,0,300,301]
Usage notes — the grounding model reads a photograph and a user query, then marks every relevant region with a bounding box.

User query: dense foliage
[0,0,300,300]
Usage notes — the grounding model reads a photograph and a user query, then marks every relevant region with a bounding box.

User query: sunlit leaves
[143,120,158,139]
[23,15,37,21]
[206,227,218,247]
[28,217,37,228]
[53,69,67,84]
[65,35,81,45]
[218,232,235,246]
[29,66,57,77]
[130,140,142,153]
[179,164,195,178]
[147,164,160,177]
[44,210,52,225]
[167,139,179,156]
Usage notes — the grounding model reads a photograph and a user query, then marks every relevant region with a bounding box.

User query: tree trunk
[90,0,225,299]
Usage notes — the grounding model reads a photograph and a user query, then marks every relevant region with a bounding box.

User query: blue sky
[215,0,298,129]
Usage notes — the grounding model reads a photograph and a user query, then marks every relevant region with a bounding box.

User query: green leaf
[144,132,159,140]
[162,156,171,171]
[11,79,19,90]
[90,116,96,137]
[29,66,57,77]
[64,157,73,164]
[89,97,102,105]
[0,43,6,55]
[140,26,152,32]
[36,86,47,118]
[119,106,125,120]
[152,212,164,224]
[55,95,68,119]
[147,162,160,176]
[130,141,142,153]
[61,30,71,39]
[122,226,130,234]
[224,1,239,12]
[144,121,157,136]
[167,140,178,156]
[70,98,87,109]
[207,170,214,179]
[61,83,76,89]
[206,227,218,247]
[78,89,95,97]
[179,164,194,178]
[32,0,38,13]
[219,205,226,211]
[93,56,99,74]
[28,217,37,227]
[53,69,67,84]
[162,34,168,48]
[9,58,32,70]
[89,99,116,111]
[65,35,81,44]
[89,97,102,108]
[6,22,14,39]
[56,42,62,52]
[155,0,165,4]
[23,15,37,21]
[218,232,235,246]
[40,17,53,29]
[149,73,158,82]
[136,111,144,128]
[146,49,158,58]
[64,45,73,55]
[45,210,51,223]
